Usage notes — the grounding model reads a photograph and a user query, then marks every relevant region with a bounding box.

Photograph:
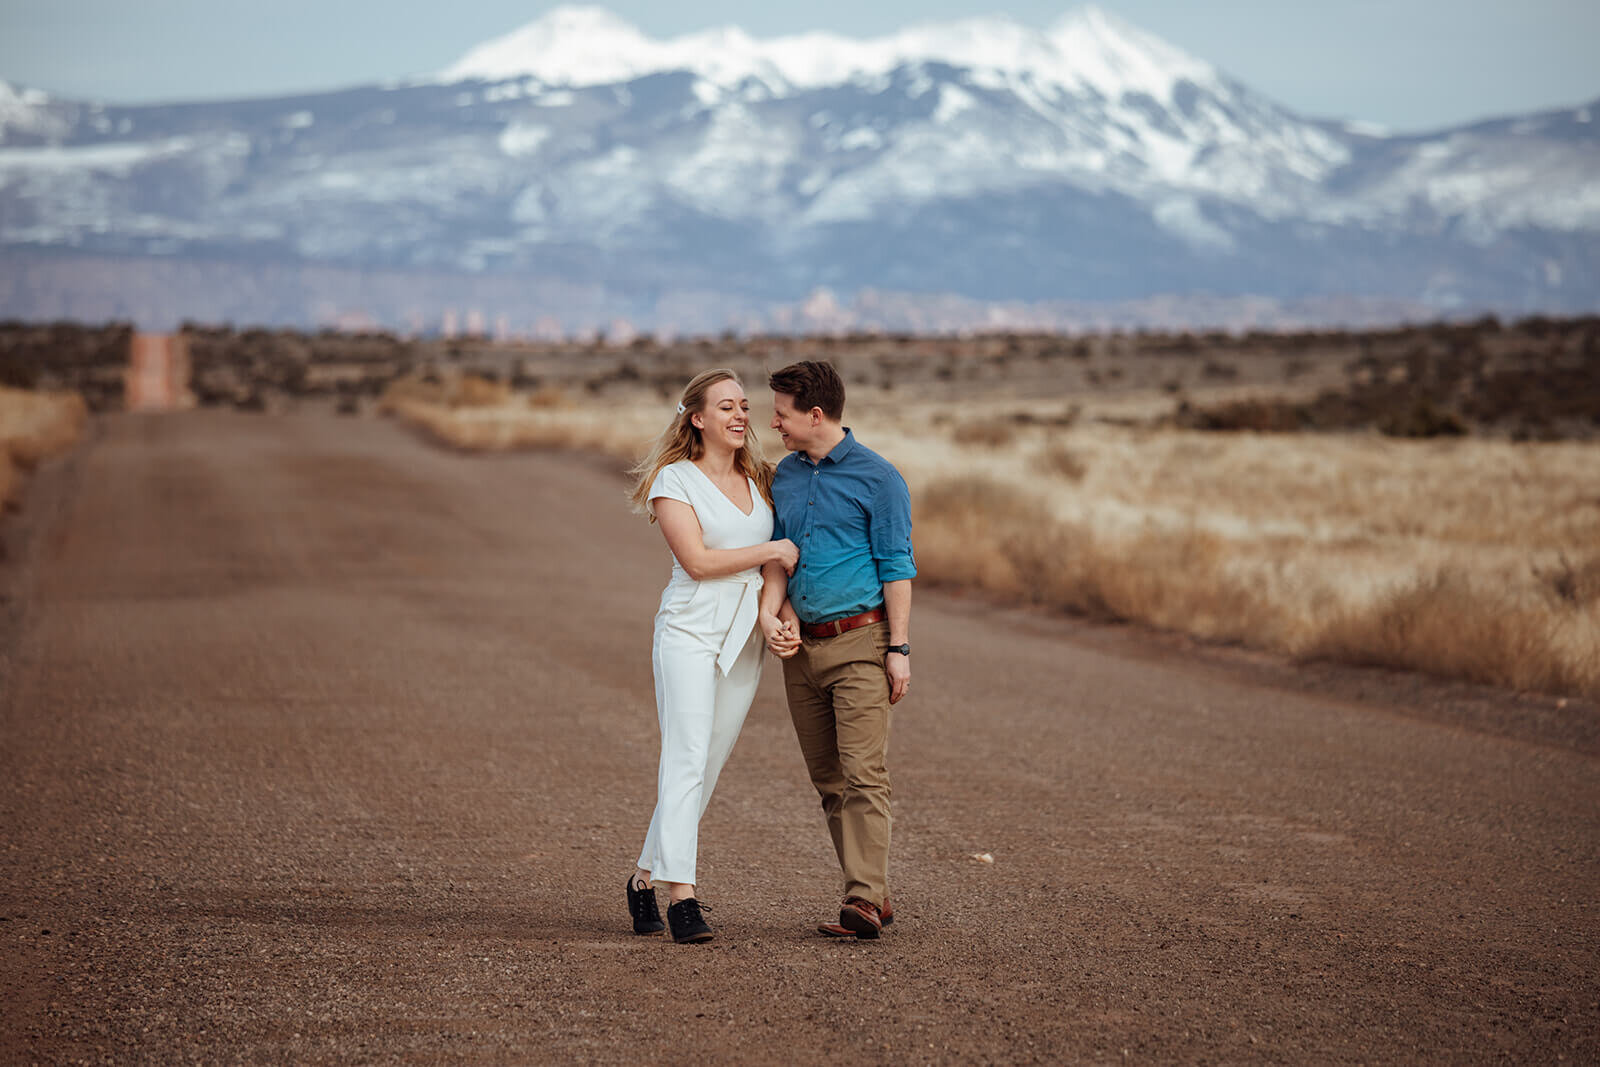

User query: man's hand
[761,611,800,659]
[886,651,910,704]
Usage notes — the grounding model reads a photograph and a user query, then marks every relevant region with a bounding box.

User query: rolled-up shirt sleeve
[870,472,917,583]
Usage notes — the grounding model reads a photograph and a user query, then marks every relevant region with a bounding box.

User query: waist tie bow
[715,570,765,677]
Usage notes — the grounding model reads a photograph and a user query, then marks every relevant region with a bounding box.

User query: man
[757,360,914,940]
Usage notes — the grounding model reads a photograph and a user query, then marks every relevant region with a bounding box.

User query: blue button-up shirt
[770,429,916,625]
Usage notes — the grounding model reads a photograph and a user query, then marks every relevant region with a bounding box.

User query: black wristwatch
[886,643,911,657]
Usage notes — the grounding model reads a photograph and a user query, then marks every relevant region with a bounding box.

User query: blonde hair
[628,368,774,522]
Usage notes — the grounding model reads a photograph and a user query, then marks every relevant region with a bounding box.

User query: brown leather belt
[800,608,886,640]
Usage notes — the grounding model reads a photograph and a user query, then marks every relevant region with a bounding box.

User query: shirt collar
[817,428,856,465]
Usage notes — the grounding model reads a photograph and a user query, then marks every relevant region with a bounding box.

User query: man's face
[770,392,812,453]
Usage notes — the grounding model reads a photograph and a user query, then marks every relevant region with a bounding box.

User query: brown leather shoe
[837,896,883,939]
[818,897,894,938]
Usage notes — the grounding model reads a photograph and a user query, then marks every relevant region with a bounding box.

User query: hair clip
[676,402,686,415]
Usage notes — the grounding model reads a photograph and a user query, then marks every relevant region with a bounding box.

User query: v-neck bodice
[686,460,758,517]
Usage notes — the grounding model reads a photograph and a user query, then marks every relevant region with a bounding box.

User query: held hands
[760,611,801,659]
[769,538,799,576]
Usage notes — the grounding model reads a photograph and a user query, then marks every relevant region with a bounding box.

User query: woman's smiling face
[695,378,751,454]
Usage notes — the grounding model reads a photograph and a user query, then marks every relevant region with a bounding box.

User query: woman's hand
[760,611,801,659]
[768,538,799,576]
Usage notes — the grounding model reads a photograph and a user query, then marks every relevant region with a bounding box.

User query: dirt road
[2,411,1596,1064]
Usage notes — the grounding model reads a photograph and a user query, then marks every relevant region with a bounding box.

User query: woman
[625,369,799,944]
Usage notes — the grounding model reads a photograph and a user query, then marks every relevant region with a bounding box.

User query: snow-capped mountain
[437,6,1217,103]
[0,5,1595,331]
[438,5,1357,231]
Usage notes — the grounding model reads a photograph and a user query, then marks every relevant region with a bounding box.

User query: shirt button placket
[798,462,820,605]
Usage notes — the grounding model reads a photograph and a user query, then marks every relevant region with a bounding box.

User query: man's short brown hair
[768,360,845,421]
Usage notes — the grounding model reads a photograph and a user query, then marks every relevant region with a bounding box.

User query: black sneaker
[666,898,714,944]
[626,876,664,935]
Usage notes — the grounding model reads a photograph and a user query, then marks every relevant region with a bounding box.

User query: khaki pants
[782,619,892,907]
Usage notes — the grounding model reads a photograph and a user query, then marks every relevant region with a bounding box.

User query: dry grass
[379,374,659,456]
[1305,569,1595,695]
[1032,443,1089,483]
[871,407,1600,698]
[0,386,88,507]
[951,417,1019,449]
[386,387,1600,698]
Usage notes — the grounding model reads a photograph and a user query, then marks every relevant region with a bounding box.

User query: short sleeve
[869,470,917,582]
[646,464,692,517]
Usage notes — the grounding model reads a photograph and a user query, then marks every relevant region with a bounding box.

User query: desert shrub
[453,374,512,408]
[526,386,571,410]
[0,322,131,410]
[1179,398,1305,433]
[1534,553,1600,607]
[0,386,88,504]
[377,373,448,409]
[952,418,1018,449]
[1515,315,1559,340]
[0,352,37,389]
[1033,444,1088,482]
[1378,400,1467,439]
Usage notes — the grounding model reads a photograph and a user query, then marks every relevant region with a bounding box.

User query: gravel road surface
[3,412,1596,1063]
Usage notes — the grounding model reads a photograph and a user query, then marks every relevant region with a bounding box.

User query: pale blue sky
[3,0,1596,132]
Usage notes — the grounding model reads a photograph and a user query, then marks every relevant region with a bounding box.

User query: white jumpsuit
[635,460,773,886]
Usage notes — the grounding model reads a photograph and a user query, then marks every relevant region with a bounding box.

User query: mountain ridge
[0,7,1595,332]
[432,5,1218,108]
